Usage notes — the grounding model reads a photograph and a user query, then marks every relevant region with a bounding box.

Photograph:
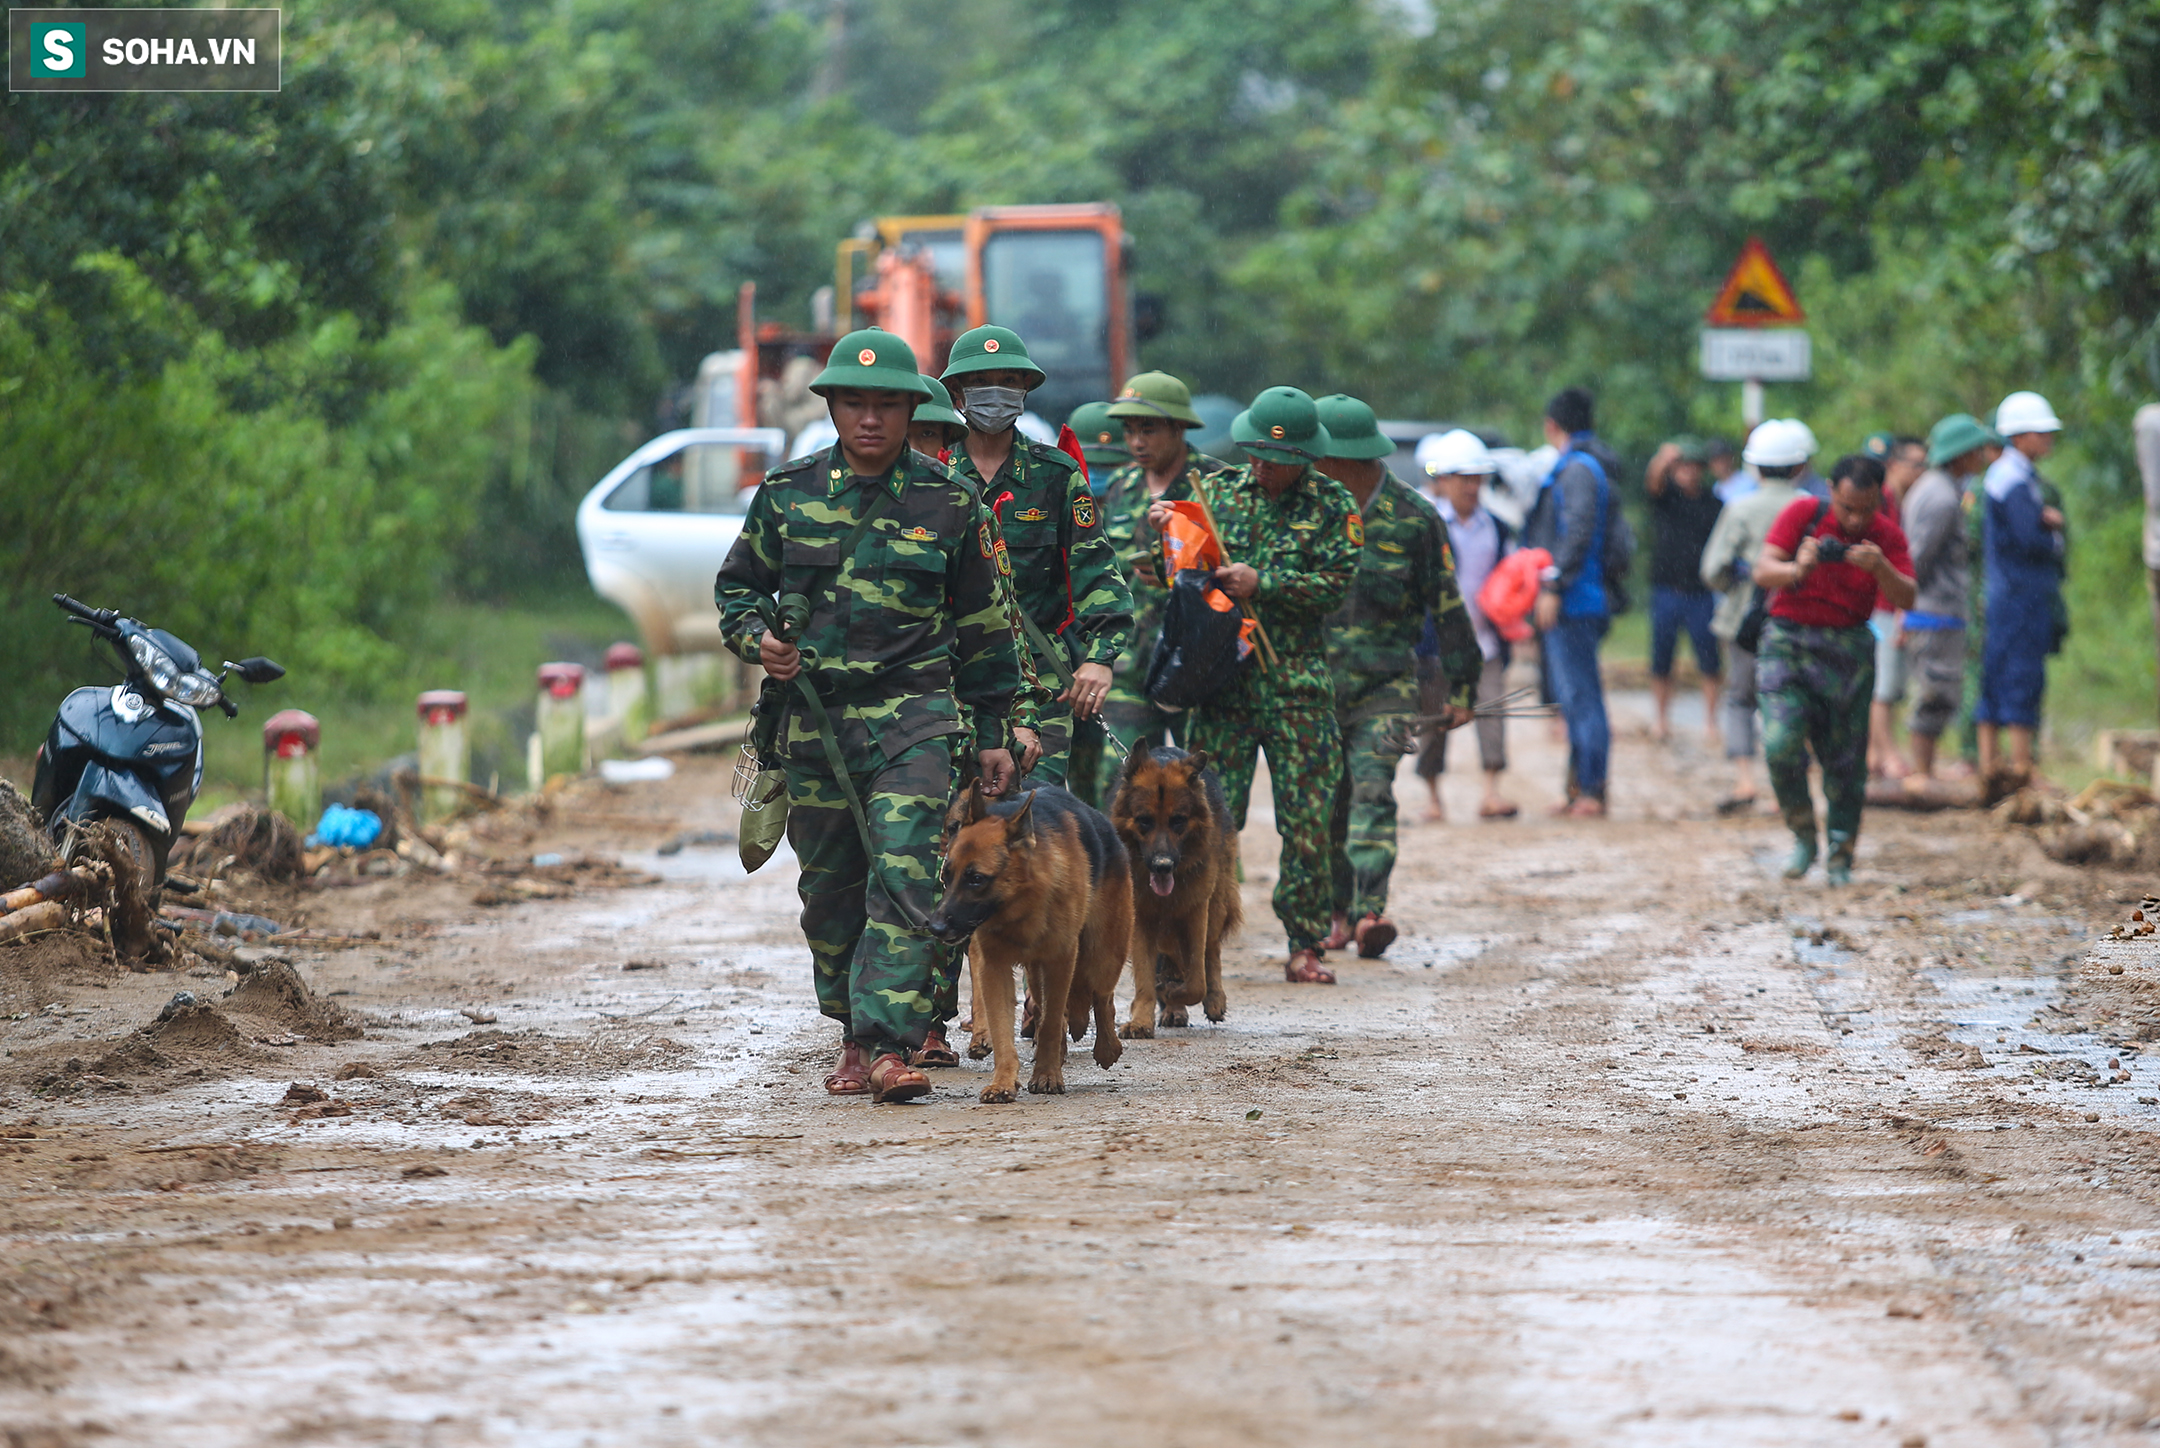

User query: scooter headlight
[126,633,183,695]
[167,670,225,707]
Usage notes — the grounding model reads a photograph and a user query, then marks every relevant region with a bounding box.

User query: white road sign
[1700,328,1810,381]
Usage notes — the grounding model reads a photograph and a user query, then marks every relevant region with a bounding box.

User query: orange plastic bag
[1156,501,1255,641]
[1477,546,1550,643]
[1157,500,1222,575]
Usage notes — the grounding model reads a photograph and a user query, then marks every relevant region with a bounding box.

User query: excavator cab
[727,202,1133,469]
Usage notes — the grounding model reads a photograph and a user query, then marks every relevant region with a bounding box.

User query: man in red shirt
[1752,454,1917,885]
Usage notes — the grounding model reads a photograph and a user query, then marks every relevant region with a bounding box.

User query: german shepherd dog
[1107,746,1241,1037]
[928,784,1131,1102]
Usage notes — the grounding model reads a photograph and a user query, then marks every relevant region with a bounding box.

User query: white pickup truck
[573,427,788,658]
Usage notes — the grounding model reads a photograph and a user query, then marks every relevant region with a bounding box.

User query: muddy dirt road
[6,699,2160,1447]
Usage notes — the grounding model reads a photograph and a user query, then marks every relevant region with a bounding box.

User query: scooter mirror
[232,657,285,684]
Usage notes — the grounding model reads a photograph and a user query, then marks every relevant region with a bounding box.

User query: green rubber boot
[1781,834,1818,880]
[1824,831,1855,887]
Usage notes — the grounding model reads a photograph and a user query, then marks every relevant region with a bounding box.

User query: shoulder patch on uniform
[1031,441,1078,473]
[979,522,995,559]
[1347,513,1366,546]
[1073,496,1097,530]
[995,538,1012,576]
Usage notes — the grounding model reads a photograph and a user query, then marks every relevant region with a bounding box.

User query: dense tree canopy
[4,0,2158,741]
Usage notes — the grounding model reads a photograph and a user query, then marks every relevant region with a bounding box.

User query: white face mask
[963,385,1026,435]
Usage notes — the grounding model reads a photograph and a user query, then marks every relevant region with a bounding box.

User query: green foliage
[6,0,2160,764]
[0,263,529,745]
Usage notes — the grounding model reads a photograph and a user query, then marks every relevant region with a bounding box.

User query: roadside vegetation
[4,0,2156,780]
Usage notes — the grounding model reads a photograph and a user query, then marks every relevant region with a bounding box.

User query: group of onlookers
[1407,390,2071,886]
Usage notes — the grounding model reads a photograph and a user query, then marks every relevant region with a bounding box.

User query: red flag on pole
[1056,424,1090,489]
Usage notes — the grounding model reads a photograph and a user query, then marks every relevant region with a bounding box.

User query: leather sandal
[823,1041,870,1096]
[911,1026,960,1069]
[1284,949,1336,985]
[1319,916,1354,951]
[1354,914,1397,959]
[867,1053,933,1104]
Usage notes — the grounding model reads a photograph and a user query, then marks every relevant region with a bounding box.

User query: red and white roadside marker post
[536,663,588,785]
[605,642,649,743]
[416,690,469,824]
[262,709,321,830]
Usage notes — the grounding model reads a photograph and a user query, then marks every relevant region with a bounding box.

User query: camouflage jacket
[715,446,1029,764]
[947,436,1135,679]
[1328,470,1480,713]
[1099,445,1238,690]
[1202,464,1360,712]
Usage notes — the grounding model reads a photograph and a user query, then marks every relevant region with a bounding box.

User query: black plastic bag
[1145,569,1254,711]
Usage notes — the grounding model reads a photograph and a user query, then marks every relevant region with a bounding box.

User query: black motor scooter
[30,594,285,887]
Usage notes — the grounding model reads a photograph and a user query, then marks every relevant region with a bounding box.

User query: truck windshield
[601,444,751,514]
[981,229,1108,426]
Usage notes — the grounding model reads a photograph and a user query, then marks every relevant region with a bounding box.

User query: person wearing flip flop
[1098,370,1240,791]
[715,329,1026,1104]
[1313,395,1479,960]
[1417,428,1519,823]
[1159,386,1359,985]
[939,325,1135,790]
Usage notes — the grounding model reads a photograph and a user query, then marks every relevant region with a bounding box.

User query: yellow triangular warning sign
[1705,238,1804,327]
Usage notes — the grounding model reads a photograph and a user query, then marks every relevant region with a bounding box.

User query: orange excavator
[727,204,1138,455]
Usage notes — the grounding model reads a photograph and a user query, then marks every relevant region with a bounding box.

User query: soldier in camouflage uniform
[1099,372,1238,793]
[941,326,1135,788]
[1312,395,1480,960]
[1161,386,1359,984]
[1061,400,1131,808]
[908,374,968,458]
[715,328,1026,1104]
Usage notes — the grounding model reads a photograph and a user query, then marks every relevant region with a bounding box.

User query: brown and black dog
[928,784,1130,1102]
[1106,746,1241,1037]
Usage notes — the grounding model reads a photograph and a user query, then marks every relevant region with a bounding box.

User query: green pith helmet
[810,328,933,399]
[1314,394,1392,461]
[941,325,1046,390]
[1066,401,1130,466]
[1927,412,2000,468]
[1105,370,1203,427]
[913,375,967,437]
[1232,386,1332,464]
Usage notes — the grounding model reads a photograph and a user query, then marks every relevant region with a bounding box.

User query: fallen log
[0,899,70,945]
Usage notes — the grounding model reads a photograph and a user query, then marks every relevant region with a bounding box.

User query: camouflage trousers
[1757,620,1874,847]
[1187,704,1343,955]
[1330,674,1416,920]
[1023,701,1077,789]
[784,736,954,1058]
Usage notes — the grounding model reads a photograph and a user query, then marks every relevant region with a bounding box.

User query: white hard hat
[1742,417,1817,467]
[1995,391,2062,436]
[1416,428,1496,477]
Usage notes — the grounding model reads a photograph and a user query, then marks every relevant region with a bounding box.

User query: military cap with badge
[1106,370,1206,428]
[943,325,1044,437]
[1313,394,1393,461]
[810,327,936,398]
[1232,385,1335,464]
[1067,400,1130,473]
